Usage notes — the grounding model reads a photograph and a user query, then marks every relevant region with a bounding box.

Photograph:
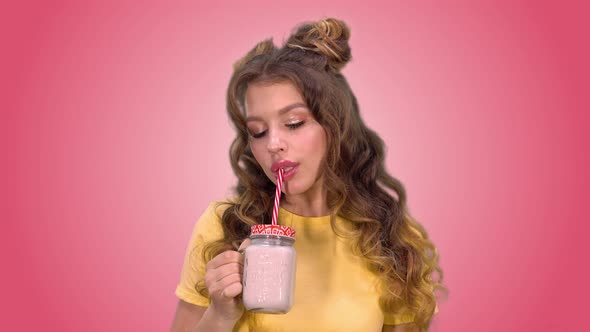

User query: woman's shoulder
[196,197,240,226]
[190,198,239,242]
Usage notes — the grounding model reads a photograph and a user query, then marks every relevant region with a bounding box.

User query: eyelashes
[286,121,305,130]
[250,121,305,139]
[251,131,266,139]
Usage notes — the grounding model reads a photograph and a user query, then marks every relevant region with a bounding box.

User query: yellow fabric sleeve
[174,202,225,307]
[383,304,439,325]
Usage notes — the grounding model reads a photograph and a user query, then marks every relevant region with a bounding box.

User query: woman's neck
[282,180,330,217]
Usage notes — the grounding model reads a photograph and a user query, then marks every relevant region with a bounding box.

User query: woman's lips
[270,160,299,182]
[271,160,299,173]
[280,165,298,181]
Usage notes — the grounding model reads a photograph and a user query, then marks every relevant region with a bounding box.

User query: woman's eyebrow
[246,102,308,122]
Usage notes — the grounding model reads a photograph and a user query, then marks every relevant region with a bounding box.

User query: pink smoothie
[242,244,297,313]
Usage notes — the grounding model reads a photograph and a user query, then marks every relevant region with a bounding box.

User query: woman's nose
[266,129,286,153]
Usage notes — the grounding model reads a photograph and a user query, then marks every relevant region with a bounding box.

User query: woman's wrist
[193,305,240,332]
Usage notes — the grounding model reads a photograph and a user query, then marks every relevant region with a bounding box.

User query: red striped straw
[271,168,284,225]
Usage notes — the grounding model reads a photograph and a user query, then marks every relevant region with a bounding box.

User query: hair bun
[233,38,276,71]
[286,18,352,72]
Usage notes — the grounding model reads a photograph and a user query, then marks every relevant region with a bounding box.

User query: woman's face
[244,80,327,198]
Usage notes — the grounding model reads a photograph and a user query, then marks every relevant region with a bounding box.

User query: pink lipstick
[271,160,299,181]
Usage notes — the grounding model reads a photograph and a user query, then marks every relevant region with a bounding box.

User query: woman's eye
[249,122,303,139]
[250,130,266,139]
[286,121,304,130]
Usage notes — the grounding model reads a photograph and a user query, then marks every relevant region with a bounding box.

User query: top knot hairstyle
[285,18,352,72]
[233,18,351,74]
[198,18,446,331]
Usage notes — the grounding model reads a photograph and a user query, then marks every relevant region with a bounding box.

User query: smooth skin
[245,81,330,217]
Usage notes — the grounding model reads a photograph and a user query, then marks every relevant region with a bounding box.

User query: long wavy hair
[197,18,446,331]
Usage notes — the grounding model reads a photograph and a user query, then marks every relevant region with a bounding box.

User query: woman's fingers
[206,250,243,270]
[209,272,242,297]
[218,272,243,298]
[209,262,243,283]
[204,249,246,301]
[222,281,243,298]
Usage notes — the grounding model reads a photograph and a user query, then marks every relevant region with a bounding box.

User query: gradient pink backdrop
[3,1,589,331]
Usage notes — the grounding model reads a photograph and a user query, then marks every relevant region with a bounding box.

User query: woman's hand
[202,239,251,324]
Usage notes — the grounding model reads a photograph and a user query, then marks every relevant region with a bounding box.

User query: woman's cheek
[250,143,264,164]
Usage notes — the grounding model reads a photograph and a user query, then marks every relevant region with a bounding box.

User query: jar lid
[250,224,296,239]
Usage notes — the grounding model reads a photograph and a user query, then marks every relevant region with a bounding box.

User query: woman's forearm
[192,306,239,332]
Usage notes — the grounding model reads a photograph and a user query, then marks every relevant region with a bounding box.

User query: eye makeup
[248,121,306,139]
[286,121,304,130]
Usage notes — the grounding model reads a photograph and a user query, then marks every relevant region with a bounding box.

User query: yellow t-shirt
[175,201,418,331]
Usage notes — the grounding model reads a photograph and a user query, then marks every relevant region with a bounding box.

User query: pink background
[3,1,589,331]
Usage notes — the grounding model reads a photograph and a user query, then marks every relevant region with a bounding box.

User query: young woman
[171,18,445,332]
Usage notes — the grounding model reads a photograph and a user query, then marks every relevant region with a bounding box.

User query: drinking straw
[271,168,284,225]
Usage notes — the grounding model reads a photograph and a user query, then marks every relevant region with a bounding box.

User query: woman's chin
[282,177,325,198]
[282,184,303,196]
